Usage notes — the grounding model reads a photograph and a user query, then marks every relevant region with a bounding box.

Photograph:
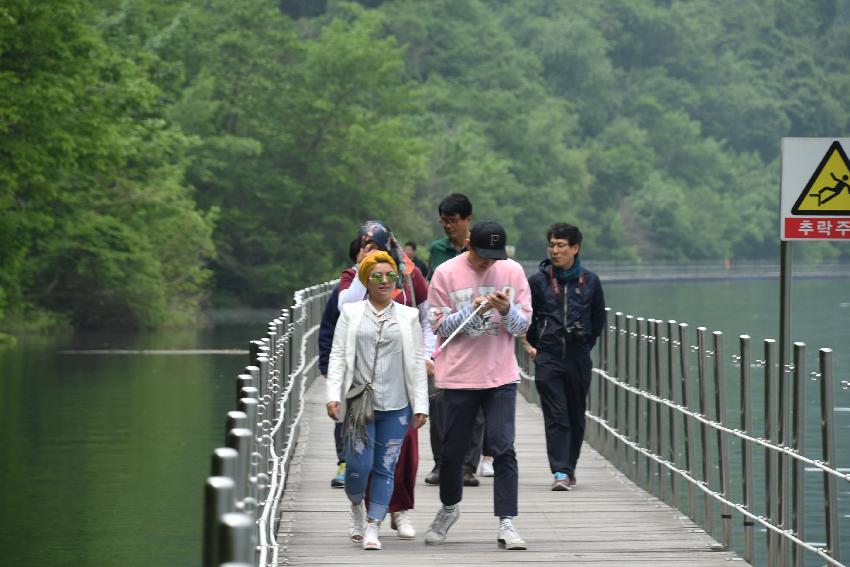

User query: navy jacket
[526,259,606,354]
[318,285,341,376]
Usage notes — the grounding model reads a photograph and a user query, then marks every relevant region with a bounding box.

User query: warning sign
[781,138,850,241]
[791,141,850,214]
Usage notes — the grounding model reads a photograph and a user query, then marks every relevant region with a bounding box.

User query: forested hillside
[2,0,849,329]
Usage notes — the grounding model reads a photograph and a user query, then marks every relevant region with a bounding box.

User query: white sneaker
[497,518,527,550]
[479,457,494,477]
[349,501,365,543]
[391,510,416,539]
[363,521,382,550]
[424,505,460,545]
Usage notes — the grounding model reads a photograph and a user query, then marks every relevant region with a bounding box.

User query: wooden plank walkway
[277,382,742,566]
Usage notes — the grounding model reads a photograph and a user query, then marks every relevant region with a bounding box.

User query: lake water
[0,310,278,566]
[0,279,848,566]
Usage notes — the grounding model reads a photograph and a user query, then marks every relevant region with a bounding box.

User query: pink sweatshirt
[428,253,532,389]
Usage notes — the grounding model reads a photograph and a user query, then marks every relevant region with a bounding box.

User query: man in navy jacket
[523,223,605,491]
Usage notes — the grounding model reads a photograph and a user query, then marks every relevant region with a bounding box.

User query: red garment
[364,424,418,512]
[388,425,418,512]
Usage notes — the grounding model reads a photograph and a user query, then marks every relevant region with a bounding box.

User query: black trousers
[429,387,485,473]
[334,422,345,464]
[439,383,518,517]
[533,348,593,477]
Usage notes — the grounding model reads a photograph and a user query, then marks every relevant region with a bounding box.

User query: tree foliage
[4,0,850,329]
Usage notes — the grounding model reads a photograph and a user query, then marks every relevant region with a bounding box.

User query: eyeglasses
[439,216,463,227]
[369,271,399,284]
[548,241,572,250]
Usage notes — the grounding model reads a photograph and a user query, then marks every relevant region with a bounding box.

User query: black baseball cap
[469,221,508,260]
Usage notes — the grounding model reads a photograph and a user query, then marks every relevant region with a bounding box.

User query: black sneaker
[424,468,440,485]
[463,471,480,487]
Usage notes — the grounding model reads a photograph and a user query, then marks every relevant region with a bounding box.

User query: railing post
[818,348,839,563]
[764,338,778,565]
[653,319,665,502]
[226,411,248,435]
[667,320,678,510]
[600,307,611,370]
[203,476,236,567]
[778,346,791,566]
[601,308,611,459]
[227,427,255,512]
[236,374,254,405]
[696,327,713,535]
[644,319,659,494]
[624,315,634,479]
[217,512,256,565]
[739,335,755,563]
[678,323,696,522]
[791,342,806,567]
[635,317,645,487]
[712,331,731,551]
[212,447,239,480]
[613,312,624,469]
[238,396,260,509]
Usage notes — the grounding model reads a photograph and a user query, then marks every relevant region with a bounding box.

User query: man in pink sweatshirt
[423,221,532,550]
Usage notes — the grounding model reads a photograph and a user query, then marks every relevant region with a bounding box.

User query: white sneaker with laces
[479,458,494,477]
[498,518,527,550]
[363,521,382,550]
[349,501,365,543]
[391,510,416,539]
[424,505,460,545]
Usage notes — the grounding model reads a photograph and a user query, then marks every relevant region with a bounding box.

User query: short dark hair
[547,223,582,247]
[404,241,417,250]
[438,193,472,218]
[348,238,361,263]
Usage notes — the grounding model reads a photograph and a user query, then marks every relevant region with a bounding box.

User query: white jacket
[326,300,429,422]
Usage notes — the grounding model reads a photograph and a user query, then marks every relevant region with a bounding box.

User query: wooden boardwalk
[277,382,741,566]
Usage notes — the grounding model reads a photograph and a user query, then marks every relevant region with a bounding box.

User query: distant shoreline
[517,260,850,283]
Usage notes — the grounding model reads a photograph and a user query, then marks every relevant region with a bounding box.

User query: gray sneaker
[424,505,460,545]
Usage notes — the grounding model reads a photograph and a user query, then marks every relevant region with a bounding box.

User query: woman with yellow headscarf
[333,221,436,543]
[326,250,429,551]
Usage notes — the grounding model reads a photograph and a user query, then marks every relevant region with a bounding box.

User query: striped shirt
[353,302,408,411]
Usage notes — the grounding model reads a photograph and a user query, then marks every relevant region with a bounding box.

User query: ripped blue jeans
[344,405,411,521]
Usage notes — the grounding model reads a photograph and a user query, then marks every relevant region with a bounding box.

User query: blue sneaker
[551,472,570,491]
[331,463,346,488]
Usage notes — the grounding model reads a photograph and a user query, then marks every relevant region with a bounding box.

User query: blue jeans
[344,405,411,521]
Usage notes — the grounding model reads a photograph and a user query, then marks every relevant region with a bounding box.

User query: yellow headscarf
[358,250,398,286]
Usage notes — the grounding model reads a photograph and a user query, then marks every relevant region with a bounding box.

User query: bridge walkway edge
[277,381,742,566]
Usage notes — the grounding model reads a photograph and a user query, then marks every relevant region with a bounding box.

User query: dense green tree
[0,0,213,329]
[5,0,850,329]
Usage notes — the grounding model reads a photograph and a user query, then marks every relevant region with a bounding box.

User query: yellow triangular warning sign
[792,140,850,215]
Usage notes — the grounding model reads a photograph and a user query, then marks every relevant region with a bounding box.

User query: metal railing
[199,277,848,566]
[201,281,334,567]
[519,308,848,567]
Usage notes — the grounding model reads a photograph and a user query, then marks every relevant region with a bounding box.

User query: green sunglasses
[369,271,399,284]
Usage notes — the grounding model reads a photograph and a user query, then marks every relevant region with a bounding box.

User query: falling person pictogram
[811,172,850,206]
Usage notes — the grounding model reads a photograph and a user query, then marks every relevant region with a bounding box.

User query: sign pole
[777,239,791,565]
